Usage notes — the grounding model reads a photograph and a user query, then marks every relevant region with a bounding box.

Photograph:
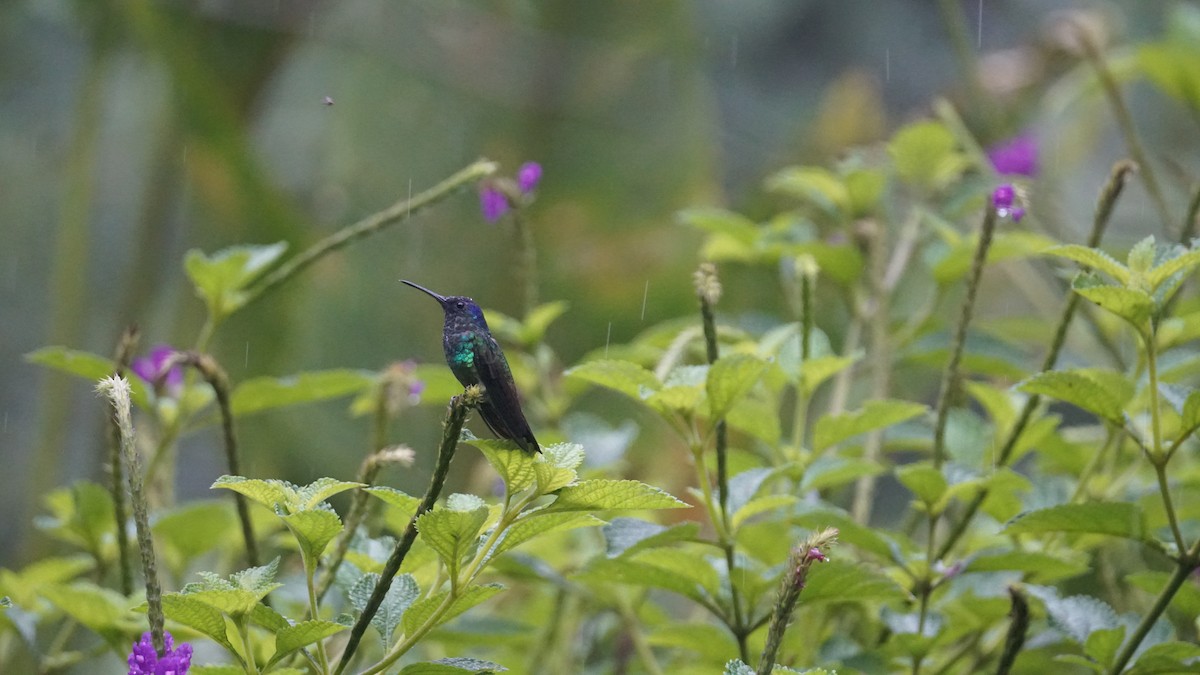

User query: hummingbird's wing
[472,334,541,454]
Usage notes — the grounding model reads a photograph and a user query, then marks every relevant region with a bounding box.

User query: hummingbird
[401,280,541,454]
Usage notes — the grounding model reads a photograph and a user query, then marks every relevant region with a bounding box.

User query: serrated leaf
[365,486,420,516]
[249,603,290,632]
[797,354,859,391]
[231,370,375,416]
[799,456,884,492]
[707,354,767,419]
[211,476,294,511]
[1026,586,1123,646]
[1146,246,1200,291]
[1046,245,1131,283]
[282,509,343,572]
[1073,281,1155,328]
[494,512,603,557]
[895,464,947,508]
[296,478,363,510]
[766,166,850,216]
[468,439,538,494]
[545,480,688,513]
[401,584,504,636]
[724,661,754,675]
[732,494,798,529]
[417,503,489,570]
[1005,502,1147,540]
[603,518,700,558]
[814,399,927,451]
[184,242,287,319]
[1085,626,1126,669]
[800,560,905,604]
[350,573,419,648]
[40,582,137,640]
[26,347,150,409]
[159,594,234,650]
[399,657,509,674]
[565,360,660,401]
[888,120,964,191]
[268,620,346,665]
[1017,371,1126,424]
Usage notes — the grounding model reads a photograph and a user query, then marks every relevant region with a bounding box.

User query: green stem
[615,594,666,675]
[513,210,539,318]
[333,392,472,675]
[108,326,140,596]
[1106,542,1200,674]
[935,161,1133,562]
[306,566,330,675]
[1182,183,1200,243]
[995,586,1029,675]
[241,159,497,311]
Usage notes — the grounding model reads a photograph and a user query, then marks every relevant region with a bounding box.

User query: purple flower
[992,183,1015,209]
[479,185,510,223]
[131,345,183,396]
[128,631,192,675]
[517,161,543,194]
[987,133,1038,177]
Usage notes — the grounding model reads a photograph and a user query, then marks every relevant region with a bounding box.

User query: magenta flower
[517,162,543,194]
[991,183,1026,222]
[479,185,510,223]
[128,631,192,675]
[987,133,1038,177]
[131,345,184,396]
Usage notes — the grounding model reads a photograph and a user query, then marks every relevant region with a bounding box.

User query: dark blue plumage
[402,280,541,454]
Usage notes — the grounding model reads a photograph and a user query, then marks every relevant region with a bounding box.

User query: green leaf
[706,353,767,419]
[268,620,346,666]
[967,550,1089,582]
[1005,503,1147,540]
[766,166,850,216]
[349,573,419,648]
[1017,370,1126,424]
[799,456,885,492]
[40,582,138,642]
[25,347,150,408]
[1026,586,1124,647]
[933,231,1058,284]
[578,556,714,605]
[1045,245,1131,284]
[1181,389,1200,434]
[603,518,700,558]
[178,558,282,617]
[494,512,603,557]
[531,443,587,495]
[732,494,798,529]
[895,464,947,509]
[468,439,538,494]
[211,476,294,510]
[160,594,234,650]
[1073,276,1155,328]
[844,168,886,217]
[154,501,236,569]
[365,486,420,518]
[797,354,860,392]
[184,242,287,319]
[401,583,504,636]
[800,560,906,604]
[724,661,754,675]
[564,360,660,401]
[294,478,363,510]
[399,657,509,674]
[1138,43,1200,113]
[888,120,964,191]
[545,480,688,513]
[1128,571,1200,618]
[417,499,489,570]
[230,370,375,416]
[676,207,760,244]
[1085,626,1126,669]
[281,509,343,572]
[649,623,739,664]
[189,667,245,675]
[813,399,927,451]
[1128,641,1200,675]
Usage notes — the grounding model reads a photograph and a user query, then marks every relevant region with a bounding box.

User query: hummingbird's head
[401,280,489,329]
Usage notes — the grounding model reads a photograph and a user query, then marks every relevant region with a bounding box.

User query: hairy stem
[108,325,140,596]
[1106,542,1200,674]
[241,160,497,311]
[333,392,473,675]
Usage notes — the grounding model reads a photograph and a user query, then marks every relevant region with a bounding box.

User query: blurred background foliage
[3,0,1199,570]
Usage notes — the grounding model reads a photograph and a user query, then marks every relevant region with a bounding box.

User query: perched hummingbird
[402,280,541,454]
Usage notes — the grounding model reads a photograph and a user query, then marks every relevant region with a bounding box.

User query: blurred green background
[3,1,1192,568]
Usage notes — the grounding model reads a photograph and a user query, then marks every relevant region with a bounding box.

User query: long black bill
[400,279,448,304]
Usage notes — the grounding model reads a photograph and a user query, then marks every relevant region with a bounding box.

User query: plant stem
[1076,25,1174,232]
[513,210,539,318]
[935,160,1133,562]
[166,352,260,567]
[306,567,331,675]
[108,325,140,596]
[241,159,498,310]
[995,586,1029,675]
[853,221,892,523]
[615,593,666,675]
[333,392,472,675]
[1106,541,1200,674]
[96,377,165,655]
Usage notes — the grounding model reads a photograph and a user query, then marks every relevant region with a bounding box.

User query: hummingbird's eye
[456,301,465,309]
